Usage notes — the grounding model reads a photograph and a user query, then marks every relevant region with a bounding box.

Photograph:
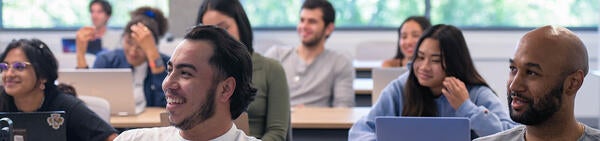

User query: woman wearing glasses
[0,39,118,141]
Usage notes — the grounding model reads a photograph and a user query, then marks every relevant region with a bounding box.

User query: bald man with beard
[475,26,600,141]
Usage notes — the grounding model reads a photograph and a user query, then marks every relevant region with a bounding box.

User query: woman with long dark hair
[382,16,431,68]
[349,24,517,140]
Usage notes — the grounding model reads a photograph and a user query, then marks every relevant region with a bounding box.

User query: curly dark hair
[124,6,169,44]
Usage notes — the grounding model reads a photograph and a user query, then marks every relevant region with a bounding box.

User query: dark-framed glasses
[0,62,31,72]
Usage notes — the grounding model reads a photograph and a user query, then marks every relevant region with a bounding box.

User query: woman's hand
[441,77,470,110]
[130,22,157,54]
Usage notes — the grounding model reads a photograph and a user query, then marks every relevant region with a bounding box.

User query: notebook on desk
[375,116,470,141]
[0,111,66,141]
[58,69,142,116]
[371,67,407,103]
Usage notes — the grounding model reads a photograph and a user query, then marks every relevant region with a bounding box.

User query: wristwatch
[149,57,164,68]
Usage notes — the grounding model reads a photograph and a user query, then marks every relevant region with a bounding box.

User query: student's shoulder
[582,124,600,140]
[474,125,525,141]
[322,49,352,66]
[96,49,126,59]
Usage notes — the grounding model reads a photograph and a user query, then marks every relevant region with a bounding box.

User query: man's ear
[217,77,236,102]
[324,23,334,38]
[564,70,584,96]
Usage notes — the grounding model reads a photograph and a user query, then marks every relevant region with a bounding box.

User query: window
[430,0,599,28]
[243,0,598,29]
[1,0,169,29]
[242,0,425,28]
[2,0,598,29]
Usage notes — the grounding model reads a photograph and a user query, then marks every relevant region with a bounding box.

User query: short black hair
[0,39,59,95]
[197,0,254,53]
[183,25,257,120]
[89,0,112,16]
[301,0,336,27]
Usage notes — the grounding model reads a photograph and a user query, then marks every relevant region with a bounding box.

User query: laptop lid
[57,69,141,116]
[0,111,66,141]
[375,116,470,141]
[372,67,407,104]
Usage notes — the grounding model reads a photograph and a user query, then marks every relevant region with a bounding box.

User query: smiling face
[1,48,40,98]
[297,8,331,47]
[201,10,240,41]
[399,20,424,59]
[413,38,446,92]
[163,40,220,130]
[507,34,569,125]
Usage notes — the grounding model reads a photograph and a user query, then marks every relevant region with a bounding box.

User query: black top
[1,88,117,141]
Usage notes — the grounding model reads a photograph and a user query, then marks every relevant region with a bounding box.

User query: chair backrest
[355,41,396,61]
[233,112,250,135]
[79,95,111,122]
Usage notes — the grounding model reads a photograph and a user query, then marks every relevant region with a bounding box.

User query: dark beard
[301,29,326,48]
[172,85,217,130]
[508,82,563,125]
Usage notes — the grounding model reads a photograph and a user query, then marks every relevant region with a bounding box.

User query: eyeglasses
[0,62,31,72]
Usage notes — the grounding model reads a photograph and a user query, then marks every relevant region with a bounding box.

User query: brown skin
[163,40,236,140]
[296,8,334,65]
[508,25,587,141]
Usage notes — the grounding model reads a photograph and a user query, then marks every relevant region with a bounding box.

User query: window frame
[0,0,597,32]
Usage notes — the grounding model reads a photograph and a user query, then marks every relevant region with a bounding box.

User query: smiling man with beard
[475,26,600,141]
[265,0,354,108]
[114,25,260,141]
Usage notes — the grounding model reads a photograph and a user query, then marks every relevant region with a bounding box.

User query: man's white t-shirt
[114,124,260,141]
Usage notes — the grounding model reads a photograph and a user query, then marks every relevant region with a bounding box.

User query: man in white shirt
[265,0,354,108]
[115,25,260,141]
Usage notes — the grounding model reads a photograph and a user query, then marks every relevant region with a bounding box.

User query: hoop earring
[40,84,45,90]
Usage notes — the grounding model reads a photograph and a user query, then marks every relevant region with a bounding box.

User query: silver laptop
[376,116,470,141]
[57,69,141,116]
[372,67,407,104]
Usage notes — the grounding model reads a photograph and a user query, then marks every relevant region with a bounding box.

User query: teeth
[167,97,185,104]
